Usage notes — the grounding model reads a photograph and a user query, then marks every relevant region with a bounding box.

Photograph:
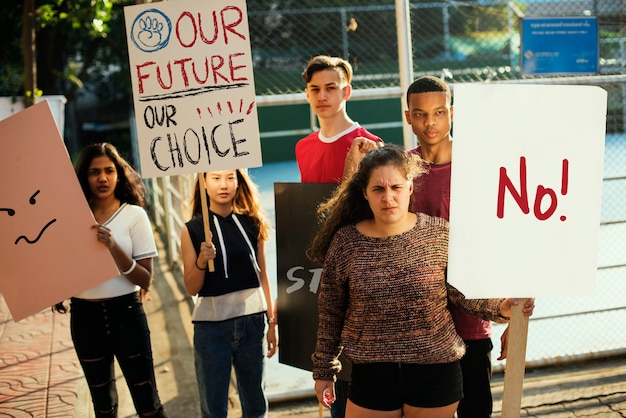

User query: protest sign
[448,83,606,299]
[0,101,119,321]
[124,0,262,177]
[275,182,351,379]
[448,83,606,417]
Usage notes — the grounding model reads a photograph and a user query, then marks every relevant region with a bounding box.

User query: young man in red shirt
[296,55,382,184]
[296,55,381,418]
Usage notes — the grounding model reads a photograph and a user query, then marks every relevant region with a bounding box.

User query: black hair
[406,75,451,107]
[74,143,146,207]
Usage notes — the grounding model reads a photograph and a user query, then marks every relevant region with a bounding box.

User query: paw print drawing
[130,8,172,53]
[138,16,164,47]
[1,189,57,245]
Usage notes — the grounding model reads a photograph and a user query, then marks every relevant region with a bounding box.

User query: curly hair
[307,144,427,263]
[74,143,146,207]
[189,169,270,241]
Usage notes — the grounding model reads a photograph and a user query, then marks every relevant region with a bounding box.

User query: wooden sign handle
[501,297,530,417]
[197,174,215,272]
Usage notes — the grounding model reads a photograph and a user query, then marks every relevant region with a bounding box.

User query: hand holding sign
[448,83,607,416]
[0,101,118,321]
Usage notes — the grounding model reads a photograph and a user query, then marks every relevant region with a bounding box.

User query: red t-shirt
[409,146,492,341]
[296,125,382,184]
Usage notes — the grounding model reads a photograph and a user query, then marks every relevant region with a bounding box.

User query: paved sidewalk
[1,234,626,417]
[271,356,626,417]
[0,232,199,418]
[0,296,91,417]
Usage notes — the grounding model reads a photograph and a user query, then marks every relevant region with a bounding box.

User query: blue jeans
[194,313,268,418]
[70,292,166,418]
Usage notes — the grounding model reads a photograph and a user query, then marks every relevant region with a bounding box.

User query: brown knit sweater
[312,213,506,381]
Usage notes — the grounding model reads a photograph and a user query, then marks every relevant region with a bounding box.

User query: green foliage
[0,65,24,98]
[0,0,128,98]
[37,0,115,36]
[0,5,26,97]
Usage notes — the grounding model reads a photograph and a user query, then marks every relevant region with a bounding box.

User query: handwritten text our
[133,6,249,97]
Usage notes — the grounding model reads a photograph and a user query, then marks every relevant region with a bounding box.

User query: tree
[1,1,139,154]
[3,1,121,98]
[22,0,37,107]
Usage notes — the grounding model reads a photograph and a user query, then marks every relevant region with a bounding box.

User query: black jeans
[331,379,349,418]
[457,338,493,418]
[70,292,166,418]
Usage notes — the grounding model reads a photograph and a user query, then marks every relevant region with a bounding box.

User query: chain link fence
[151,0,626,371]
[247,0,625,93]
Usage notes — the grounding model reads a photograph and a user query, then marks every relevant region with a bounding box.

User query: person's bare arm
[343,137,383,180]
[180,225,216,296]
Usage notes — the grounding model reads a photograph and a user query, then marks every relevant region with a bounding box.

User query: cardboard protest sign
[124,0,262,177]
[275,182,351,379]
[0,101,119,321]
[448,83,607,298]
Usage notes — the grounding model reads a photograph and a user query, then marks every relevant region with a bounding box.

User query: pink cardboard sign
[0,100,119,321]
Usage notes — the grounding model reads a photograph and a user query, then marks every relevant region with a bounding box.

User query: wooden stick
[318,403,323,418]
[501,298,530,417]
[197,174,215,272]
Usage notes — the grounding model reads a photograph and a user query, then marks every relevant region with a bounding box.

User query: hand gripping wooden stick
[197,174,215,272]
[501,298,530,418]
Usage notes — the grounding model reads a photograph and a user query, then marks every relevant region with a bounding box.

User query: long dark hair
[53,143,146,314]
[189,169,270,241]
[74,143,146,207]
[307,144,426,263]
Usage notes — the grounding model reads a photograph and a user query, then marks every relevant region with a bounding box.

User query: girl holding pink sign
[55,142,167,418]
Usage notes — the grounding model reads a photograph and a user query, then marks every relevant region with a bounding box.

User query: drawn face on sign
[0,101,118,321]
[1,189,57,245]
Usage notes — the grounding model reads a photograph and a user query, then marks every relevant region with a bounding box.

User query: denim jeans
[194,313,268,418]
[70,292,166,418]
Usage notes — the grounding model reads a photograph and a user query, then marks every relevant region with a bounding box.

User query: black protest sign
[275,182,351,380]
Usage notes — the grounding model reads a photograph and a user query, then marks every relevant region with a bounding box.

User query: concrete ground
[1,233,626,417]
